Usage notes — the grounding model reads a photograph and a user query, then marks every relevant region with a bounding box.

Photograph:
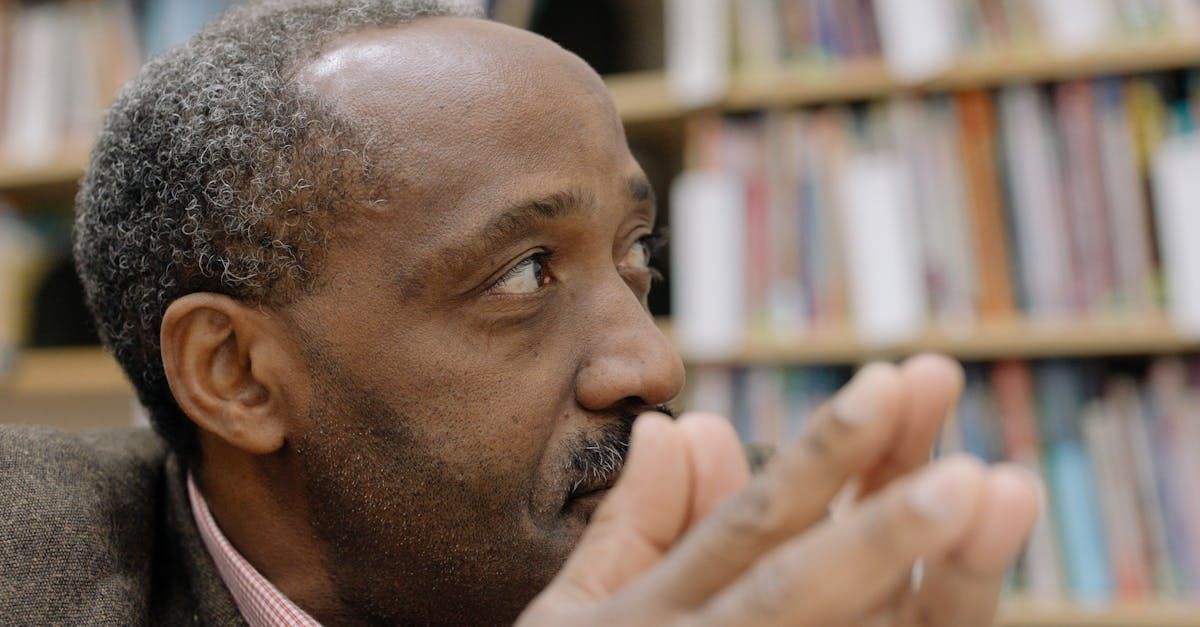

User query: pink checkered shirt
[187,475,322,627]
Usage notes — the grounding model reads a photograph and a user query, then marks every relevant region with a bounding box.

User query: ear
[160,293,294,456]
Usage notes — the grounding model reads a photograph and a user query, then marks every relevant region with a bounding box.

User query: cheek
[347,323,580,501]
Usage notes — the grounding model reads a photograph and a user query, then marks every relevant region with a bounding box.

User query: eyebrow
[424,175,657,293]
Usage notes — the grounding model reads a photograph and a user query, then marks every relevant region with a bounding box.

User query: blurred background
[2,0,1200,624]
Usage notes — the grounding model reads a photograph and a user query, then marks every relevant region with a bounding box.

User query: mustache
[567,403,675,498]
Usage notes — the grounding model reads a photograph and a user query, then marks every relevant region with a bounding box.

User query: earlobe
[161,293,290,456]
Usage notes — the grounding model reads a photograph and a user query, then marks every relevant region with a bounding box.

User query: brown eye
[492,255,549,295]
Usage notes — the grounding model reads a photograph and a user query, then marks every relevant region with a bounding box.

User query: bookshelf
[667,314,1200,366]
[0,155,88,193]
[609,39,1200,123]
[6,41,1200,189]
[5,314,1199,400]
[0,348,128,398]
[0,41,1188,192]
[997,602,1200,626]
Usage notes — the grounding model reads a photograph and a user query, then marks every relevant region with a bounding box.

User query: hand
[518,355,1042,626]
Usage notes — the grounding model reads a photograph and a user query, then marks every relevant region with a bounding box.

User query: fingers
[696,456,989,627]
[901,464,1044,627]
[629,362,908,607]
[859,353,964,498]
[545,414,692,604]
[677,413,751,527]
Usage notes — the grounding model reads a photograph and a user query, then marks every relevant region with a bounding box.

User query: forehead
[296,17,633,214]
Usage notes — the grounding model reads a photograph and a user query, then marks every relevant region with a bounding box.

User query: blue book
[1037,361,1113,601]
[141,0,231,59]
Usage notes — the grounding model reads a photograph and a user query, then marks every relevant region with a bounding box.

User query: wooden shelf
[605,38,1200,121]
[606,70,685,124]
[2,315,1198,398]
[666,314,1200,366]
[0,347,130,398]
[997,601,1200,626]
[0,153,88,192]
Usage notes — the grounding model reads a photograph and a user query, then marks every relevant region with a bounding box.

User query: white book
[872,0,960,81]
[2,4,63,166]
[888,97,973,325]
[999,85,1073,318]
[733,0,783,69]
[1166,0,1200,34]
[665,0,729,107]
[839,152,927,345]
[671,170,746,358]
[1032,0,1115,52]
[1152,135,1200,337]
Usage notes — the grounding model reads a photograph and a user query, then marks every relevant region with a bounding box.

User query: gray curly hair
[74,0,481,459]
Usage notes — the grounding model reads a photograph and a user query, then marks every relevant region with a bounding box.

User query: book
[957,90,1016,318]
[993,360,1064,599]
[838,150,926,344]
[1151,134,1200,336]
[1095,79,1156,312]
[997,84,1072,318]
[1037,361,1113,601]
[669,169,747,358]
[872,0,959,80]
[665,0,728,107]
[1083,400,1152,599]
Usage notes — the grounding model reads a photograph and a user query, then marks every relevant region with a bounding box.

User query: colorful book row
[684,356,1200,602]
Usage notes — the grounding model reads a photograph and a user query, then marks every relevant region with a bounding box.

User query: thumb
[541,413,693,606]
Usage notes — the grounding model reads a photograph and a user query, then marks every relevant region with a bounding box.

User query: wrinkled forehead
[294,17,628,208]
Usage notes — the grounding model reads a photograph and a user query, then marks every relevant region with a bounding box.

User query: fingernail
[907,466,971,521]
[833,363,894,424]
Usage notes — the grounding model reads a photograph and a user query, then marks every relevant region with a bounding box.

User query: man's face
[273,18,684,623]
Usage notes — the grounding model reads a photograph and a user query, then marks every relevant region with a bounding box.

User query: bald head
[296,18,627,211]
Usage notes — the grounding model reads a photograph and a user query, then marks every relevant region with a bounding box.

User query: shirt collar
[186,473,322,627]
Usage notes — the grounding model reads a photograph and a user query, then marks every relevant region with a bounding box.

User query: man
[0,0,1041,624]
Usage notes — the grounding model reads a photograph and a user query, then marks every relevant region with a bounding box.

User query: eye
[620,232,665,274]
[624,239,650,270]
[491,254,551,295]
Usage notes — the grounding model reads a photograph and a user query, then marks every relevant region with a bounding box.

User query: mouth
[567,466,622,502]
[559,405,675,519]
[561,435,629,518]
[563,474,619,521]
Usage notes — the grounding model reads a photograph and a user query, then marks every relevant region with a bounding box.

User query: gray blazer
[0,426,247,625]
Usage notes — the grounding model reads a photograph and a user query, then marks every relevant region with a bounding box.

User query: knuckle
[802,413,855,461]
[743,559,793,617]
[860,499,918,564]
[719,477,791,543]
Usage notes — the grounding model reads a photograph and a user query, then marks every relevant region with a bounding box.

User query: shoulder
[0,425,168,510]
[0,425,172,622]
[0,424,166,475]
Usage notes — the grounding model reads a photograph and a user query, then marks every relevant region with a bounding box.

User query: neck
[194,438,354,624]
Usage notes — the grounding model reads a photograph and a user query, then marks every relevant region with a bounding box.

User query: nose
[574,277,686,413]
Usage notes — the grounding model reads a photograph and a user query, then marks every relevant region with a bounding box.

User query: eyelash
[634,230,667,283]
[496,252,550,286]
[489,228,668,294]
